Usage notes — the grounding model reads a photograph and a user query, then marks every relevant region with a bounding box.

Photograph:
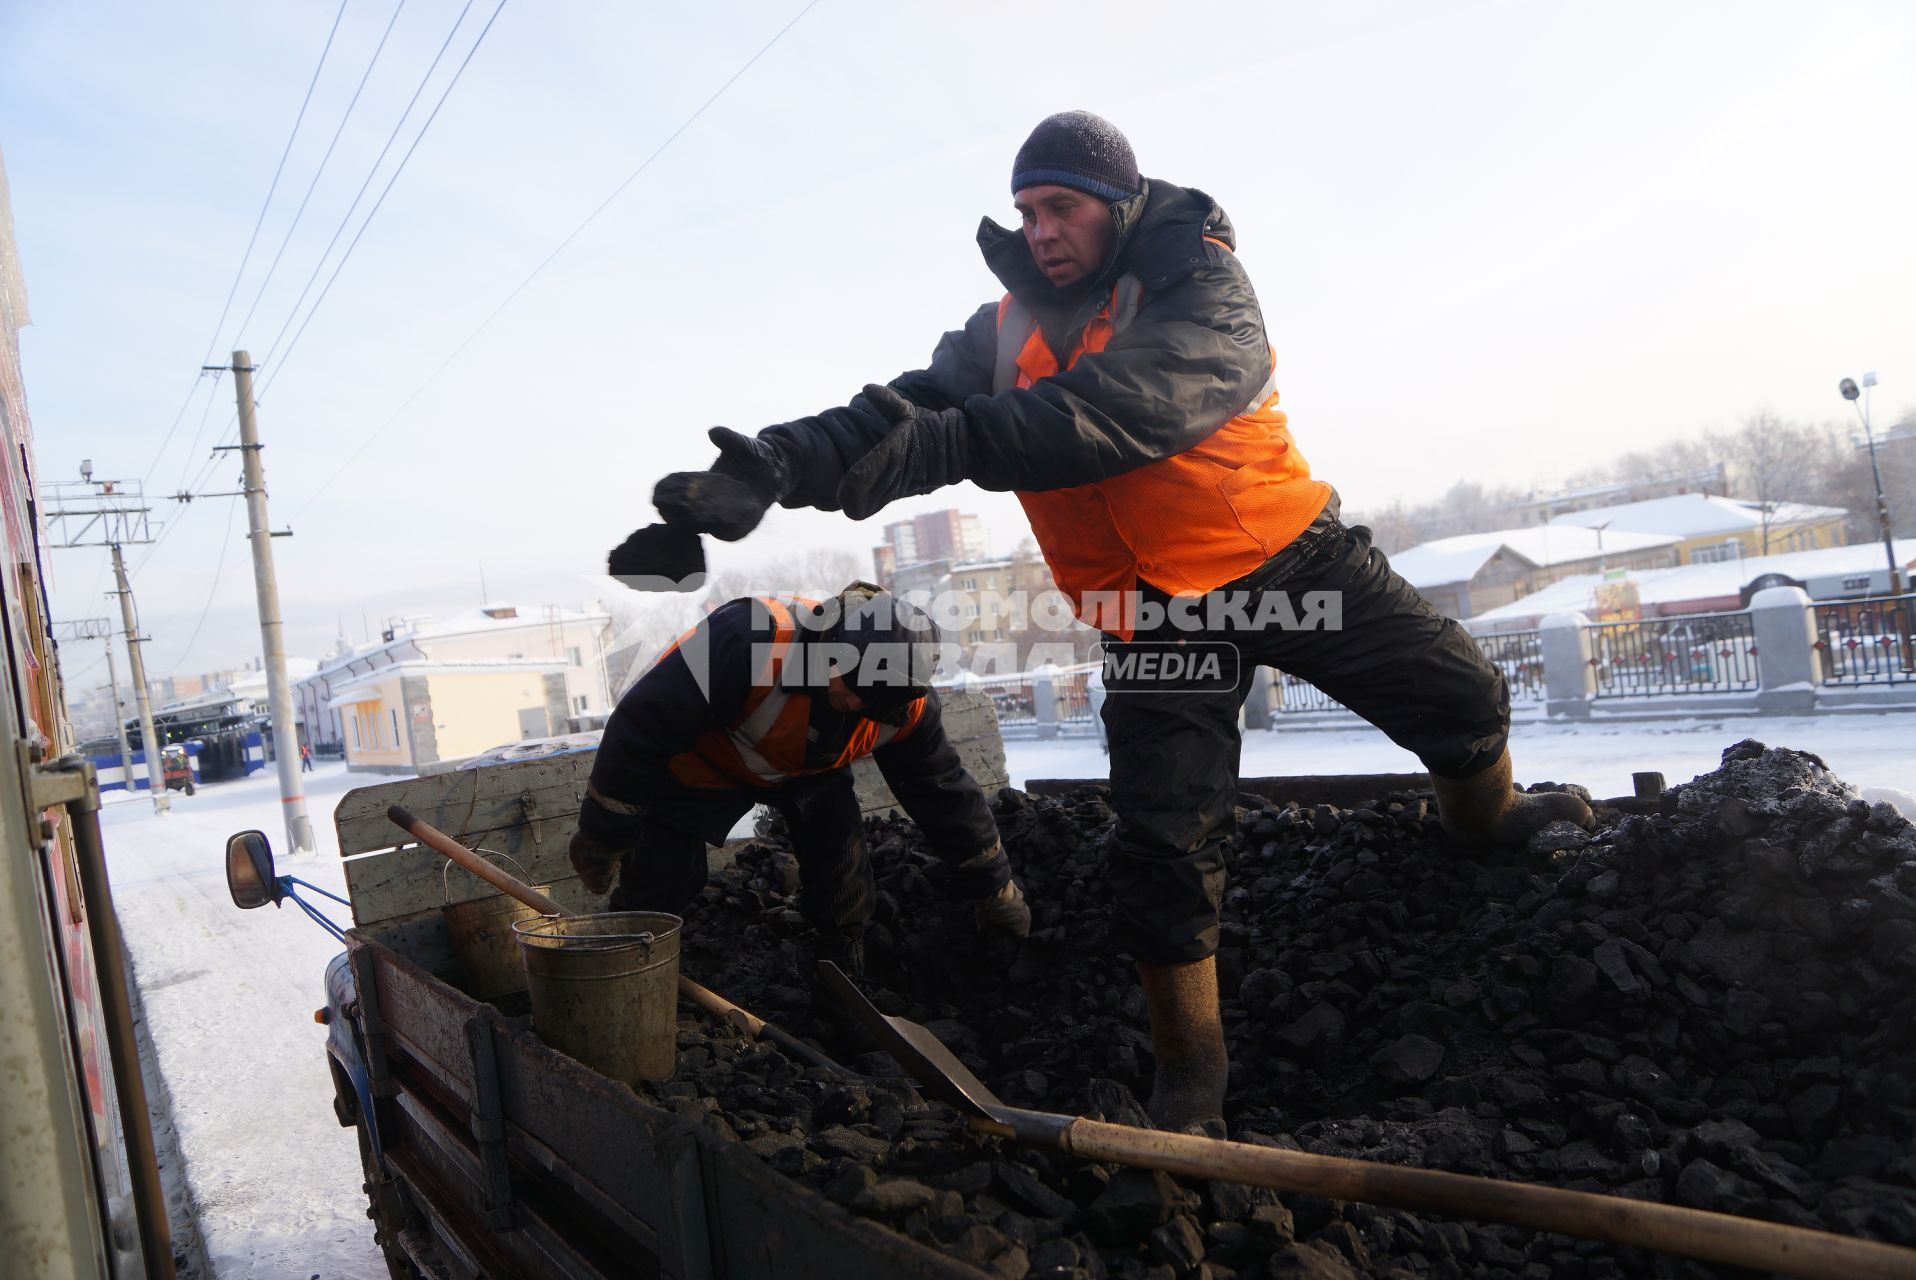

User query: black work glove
[606,523,706,590]
[652,427,794,541]
[567,827,630,897]
[834,385,970,520]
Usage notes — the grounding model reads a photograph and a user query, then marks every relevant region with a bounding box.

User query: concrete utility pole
[223,350,313,855]
[103,640,135,793]
[109,545,169,813]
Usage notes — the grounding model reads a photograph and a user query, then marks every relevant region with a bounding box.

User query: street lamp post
[1840,373,1903,596]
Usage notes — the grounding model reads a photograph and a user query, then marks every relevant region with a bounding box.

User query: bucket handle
[514,918,659,956]
[443,849,538,905]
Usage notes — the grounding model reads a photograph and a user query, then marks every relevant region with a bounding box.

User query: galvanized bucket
[512,911,683,1084]
[441,853,550,1001]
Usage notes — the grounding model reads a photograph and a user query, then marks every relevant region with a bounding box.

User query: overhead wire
[260,0,508,393]
[130,0,485,581]
[254,0,479,374]
[289,0,822,520]
[229,0,411,348]
[157,497,243,674]
[140,0,352,487]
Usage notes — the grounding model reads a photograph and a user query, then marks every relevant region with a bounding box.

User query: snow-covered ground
[101,712,1911,1275]
[1002,712,1913,800]
[103,762,384,1278]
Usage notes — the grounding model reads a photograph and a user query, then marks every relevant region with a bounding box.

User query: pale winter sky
[4,0,1913,686]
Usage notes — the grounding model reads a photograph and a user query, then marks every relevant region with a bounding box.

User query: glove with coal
[834,385,970,520]
[566,828,630,897]
[652,426,795,541]
[606,523,705,591]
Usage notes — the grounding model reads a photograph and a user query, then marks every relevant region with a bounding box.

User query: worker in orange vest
[628,113,1591,1134]
[570,584,1030,985]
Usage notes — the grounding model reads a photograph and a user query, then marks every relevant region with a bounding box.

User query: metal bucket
[512,912,682,1084]
[441,854,550,1001]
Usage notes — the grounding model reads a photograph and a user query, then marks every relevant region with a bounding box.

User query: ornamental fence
[1585,610,1760,699]
[1812,595,1916,687]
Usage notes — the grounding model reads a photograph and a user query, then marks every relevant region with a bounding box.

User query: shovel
[385,804,850,1076]
[816,962,1914,1280]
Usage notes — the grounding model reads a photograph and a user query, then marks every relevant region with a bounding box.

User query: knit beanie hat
[1010,111,1140,202]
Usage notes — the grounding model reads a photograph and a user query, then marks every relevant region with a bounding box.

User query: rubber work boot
[1431,747,1594,849]
[974,879,1032,939]
[1137,956,1229,1135]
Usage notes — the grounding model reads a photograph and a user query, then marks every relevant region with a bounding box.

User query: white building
[295,603,614,773]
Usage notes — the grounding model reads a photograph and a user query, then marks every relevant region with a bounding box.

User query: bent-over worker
[569,583,1031,982]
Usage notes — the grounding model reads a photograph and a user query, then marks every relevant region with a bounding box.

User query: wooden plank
[343,835,592,926]
[335,751,597,857]
[486,1009,690,1252]
[365,940,481,1103]
[698,1130,985,1280]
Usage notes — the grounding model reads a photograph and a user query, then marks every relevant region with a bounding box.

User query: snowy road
[100,712,1910,1275]
[104,763,384,1279]
[1003,711,1914,799]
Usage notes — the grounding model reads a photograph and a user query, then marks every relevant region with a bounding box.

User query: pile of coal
[636,741,1916,1278]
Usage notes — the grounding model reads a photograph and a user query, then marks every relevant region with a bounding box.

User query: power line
[289,0,822,519]
[159,495,242,674]
[140,0,352,486]
[171,371,225,494]
[132,1,493,583]
[260,0,508,393]
[255,0,479,373]
[230,0,411,348]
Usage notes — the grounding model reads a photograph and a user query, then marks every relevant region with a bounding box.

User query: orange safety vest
[662,597,927,790]
[998,259,1332,639]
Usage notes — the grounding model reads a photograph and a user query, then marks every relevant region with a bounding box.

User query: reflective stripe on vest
[664,595,929,789]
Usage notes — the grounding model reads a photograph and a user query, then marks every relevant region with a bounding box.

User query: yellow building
[1550,493,1848,565]
[328,660,571,775]
[297,603,613,774]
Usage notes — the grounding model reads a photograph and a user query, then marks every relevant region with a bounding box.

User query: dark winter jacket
[760,180,1279,502]
[580,599,998,855]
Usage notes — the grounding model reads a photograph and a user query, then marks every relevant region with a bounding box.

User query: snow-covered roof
[303,602,610,682]
[328,657,570,700]
[1548,493,1847,538]
[1389,526,1680,588]
[1465,540,1916,626]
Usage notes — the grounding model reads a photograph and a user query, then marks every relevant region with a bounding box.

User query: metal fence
[950,663,1100,731]
[1812,595,1916,687]
[1267,629,1543,716]
[1586,610,1760,698]
[1472,629,1546,703]
[1270,671,1343,715]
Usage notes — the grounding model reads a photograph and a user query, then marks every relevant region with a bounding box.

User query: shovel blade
[814,961,1010,1122]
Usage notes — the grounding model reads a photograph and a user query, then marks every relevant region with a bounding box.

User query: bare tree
[1714,411,1830,553]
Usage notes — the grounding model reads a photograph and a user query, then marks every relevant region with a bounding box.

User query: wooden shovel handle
[1001,1113,1911,1280]
[388,805,565,916]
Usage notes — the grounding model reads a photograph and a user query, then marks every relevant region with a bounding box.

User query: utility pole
[221,350,313,855]
[109,545,169,812]
[102,640,135,792]
[45,479,169,813]
[52,616,132,789]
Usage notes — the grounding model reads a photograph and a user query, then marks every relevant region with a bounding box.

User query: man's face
[825,672,864,714]
[1014,183,1115,287]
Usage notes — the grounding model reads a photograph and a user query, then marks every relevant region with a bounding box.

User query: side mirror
[226,829,283,910]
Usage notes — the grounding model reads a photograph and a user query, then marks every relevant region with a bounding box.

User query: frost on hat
[1010,111,1140,202]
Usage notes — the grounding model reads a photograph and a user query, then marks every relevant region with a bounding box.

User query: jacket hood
[976,180,1236,338]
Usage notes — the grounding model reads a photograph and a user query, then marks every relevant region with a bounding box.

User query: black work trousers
[1101,511,1510,965]
[609,772,875,932]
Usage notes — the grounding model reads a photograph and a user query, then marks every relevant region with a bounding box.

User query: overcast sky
[5,0,1913,687]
